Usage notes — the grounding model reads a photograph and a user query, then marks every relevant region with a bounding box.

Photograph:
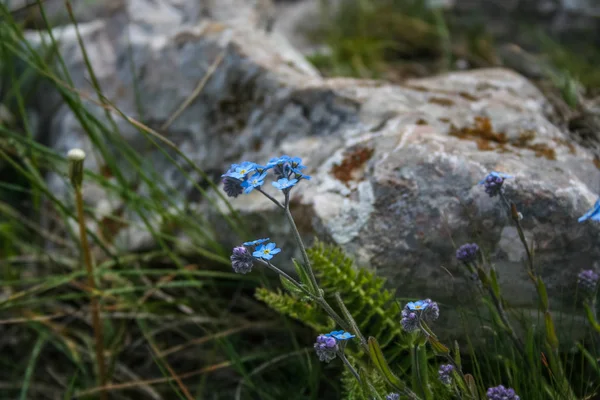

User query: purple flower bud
[486,385,520,400]
[578,269,599,295]
[422,299,439,322]
[456,243,479,263]
[230,246,253,274]
[385,394,400,400]
[479,172,512,197]
[438,364,454,385]
[400,309,419,333]
[314,334,338,363]
[222,177,243,198]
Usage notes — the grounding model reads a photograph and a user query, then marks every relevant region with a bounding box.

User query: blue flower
[479,171,513,197]
[243,238,270,246]
[242,171,268,194]
[385,394,400,400]
[253,242,281,260]
[578,198,600,223]
[266,155,291,168]
[324,330,355,341]
[406,300,430,311]
[289,157,307,173]
[229,161,257,179]
[272,178,298,190]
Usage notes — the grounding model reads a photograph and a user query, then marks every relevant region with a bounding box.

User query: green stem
[339,352,361,384]
[255,258,312,298]
[334,292,367,346]
[284,206,320,294]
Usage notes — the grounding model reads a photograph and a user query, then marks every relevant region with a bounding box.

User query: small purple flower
[479,171,512,197]
[230,246,253,274]
[324,330,355,341]
[578,269,599,295]
[242,171,268,194]
[438,364,454,385]
[314,334,338,363]
[253,242,281,260]
[385,394,400,400]
[456,243,480,264]
[401,309,419,333]
[422,299,439,322]
[272,178,298,190]
[222,177,243,198]
[486,385,520,400]
[579,198,600,223]
[243,238,270,247]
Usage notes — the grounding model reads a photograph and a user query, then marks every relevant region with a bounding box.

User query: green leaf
[583,302,600,333]
[537,279,549,311]
[292,258,318,296]
[368,336,405,391]
[279,275,306,298]
[544,312,559,350]
[454,340,461,368]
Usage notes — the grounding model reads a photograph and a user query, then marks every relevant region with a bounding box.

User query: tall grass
[0,3,329,399]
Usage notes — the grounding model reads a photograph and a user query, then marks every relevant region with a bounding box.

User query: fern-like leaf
[341,361,388,400]
[307,241,410,362]
[255,288,334,331]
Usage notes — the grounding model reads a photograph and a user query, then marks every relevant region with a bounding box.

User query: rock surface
[28,0,600,334]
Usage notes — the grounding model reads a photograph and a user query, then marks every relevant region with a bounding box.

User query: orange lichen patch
[450,117,556,160]
[449,117,509,151]
[429,97,455,107]
[331,146,375,184]
[416,118,428,125]
[594,157,600,170]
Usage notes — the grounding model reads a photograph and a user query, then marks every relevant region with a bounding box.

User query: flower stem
[339,352,361,384]
[283,206,320,297]
[255,259,312,297]
[257,187,285,210]
[74,187,108,400]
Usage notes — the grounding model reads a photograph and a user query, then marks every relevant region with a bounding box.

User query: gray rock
[30,0,600,338]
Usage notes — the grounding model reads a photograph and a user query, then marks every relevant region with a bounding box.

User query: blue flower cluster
[385,394,399,400]
[221,156,311,198]
[313,330,355,363]
[401,299,439,333]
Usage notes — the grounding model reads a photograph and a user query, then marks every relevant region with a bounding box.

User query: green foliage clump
[255,288,334,332]
[256,241,411,363]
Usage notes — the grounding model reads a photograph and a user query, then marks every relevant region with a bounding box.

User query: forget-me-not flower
[242,171,268,194]
[579,198,600,223]
[253,242,281,260]
[243,238,270,247]
[222,177,243,198]
[324,330,356,341]
[272,178,298,190]
[578,269,599,295]
[480,171,512,197]
[385,394,400,400]
[229,161,257,179]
